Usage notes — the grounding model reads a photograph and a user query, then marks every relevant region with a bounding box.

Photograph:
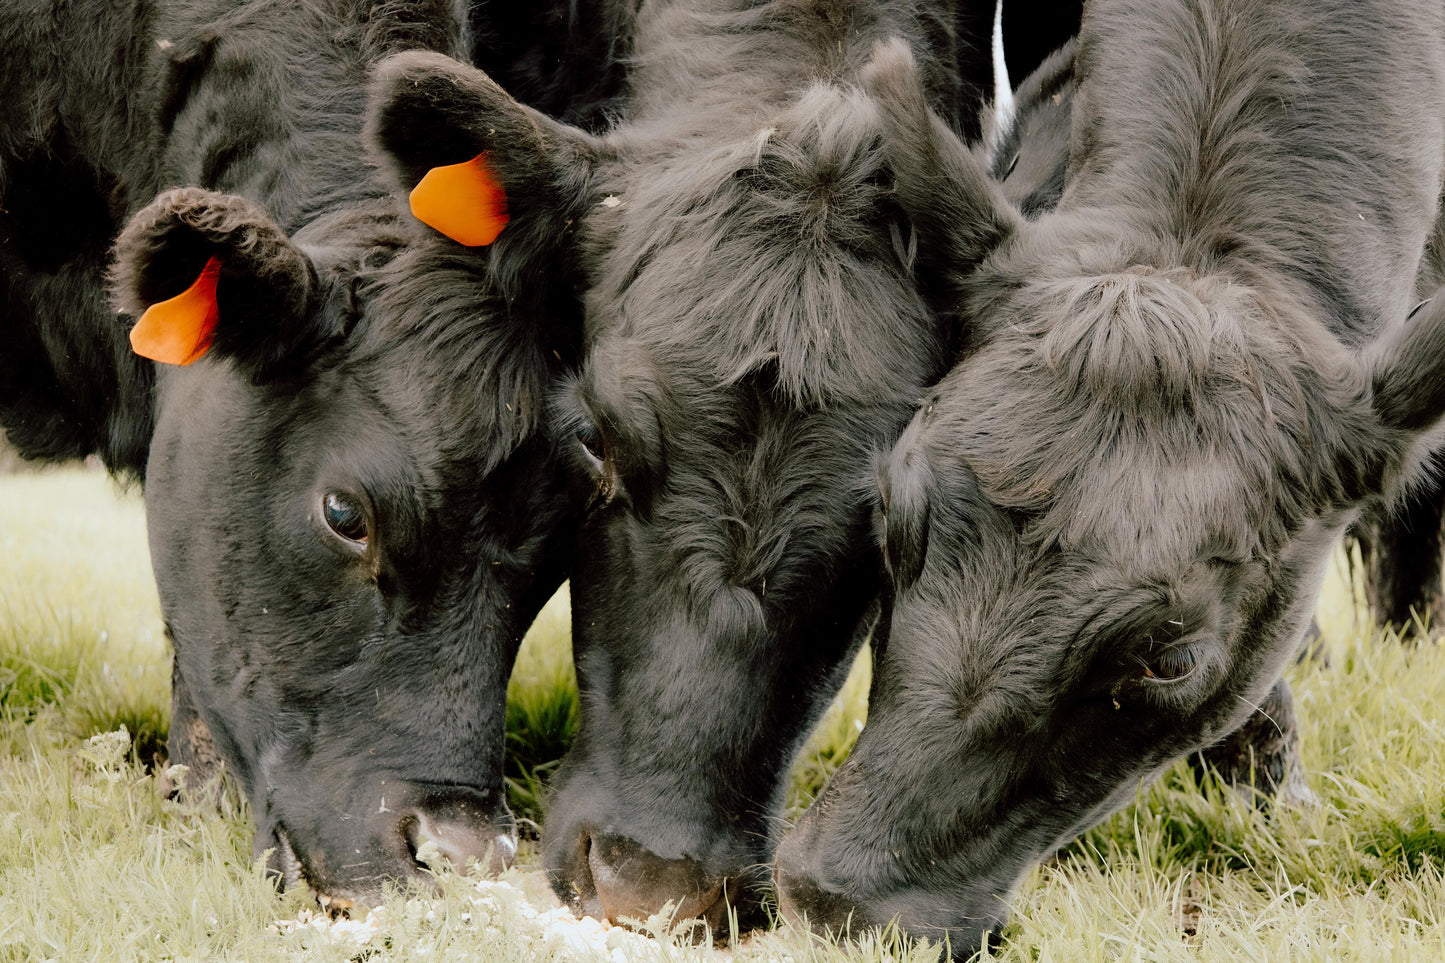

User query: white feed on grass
[272,874,724,961]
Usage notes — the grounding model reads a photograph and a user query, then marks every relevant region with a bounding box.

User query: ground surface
[2,467,1444,961]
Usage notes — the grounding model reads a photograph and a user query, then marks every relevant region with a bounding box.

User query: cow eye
[575,422,606,469]
[322,492,369,546]
[1141,644,1198,683]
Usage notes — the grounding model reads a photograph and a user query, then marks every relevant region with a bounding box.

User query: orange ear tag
[129,256,222,366]
[409,152,510,246]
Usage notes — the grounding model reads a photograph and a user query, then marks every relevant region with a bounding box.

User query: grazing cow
[990,38,1315,803]
[774,0,1445,952]
[0,0,623,906]
[370,0,1092,932]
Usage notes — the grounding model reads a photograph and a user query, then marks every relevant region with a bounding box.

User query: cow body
[775,0,1445,952]
[0,0,620,905]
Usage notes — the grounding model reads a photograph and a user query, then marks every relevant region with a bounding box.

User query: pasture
[3,466,1445,961]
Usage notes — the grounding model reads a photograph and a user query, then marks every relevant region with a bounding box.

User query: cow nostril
[404,810,517,876]
[587,832,727,935]
[773,856,867,938]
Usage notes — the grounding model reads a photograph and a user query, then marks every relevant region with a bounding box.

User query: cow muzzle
[589,832,731,930]
[774,840,1005,960]
[261,780,517,908]
[555,830,738,939]
[404,786,518,876]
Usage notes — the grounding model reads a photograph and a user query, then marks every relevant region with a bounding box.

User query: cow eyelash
[575,422,606,469]
[554,390,625,509]
[1138,642,1199,684]
[569,416,621,511]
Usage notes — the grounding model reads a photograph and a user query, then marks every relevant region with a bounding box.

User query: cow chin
[773,867,1005,961]
[773,823,1009,962]
[257,778,517,909]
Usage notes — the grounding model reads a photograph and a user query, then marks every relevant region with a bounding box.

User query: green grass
[504,587,580,831]
[0,469,169,763]
[3,466,1445,961]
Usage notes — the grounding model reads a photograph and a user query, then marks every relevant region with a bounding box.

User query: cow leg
[1352,453,1445,635]
[159,660,227,805]
[1190,677,1314,808]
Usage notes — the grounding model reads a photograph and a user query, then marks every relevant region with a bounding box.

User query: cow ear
[1369,291,1445,435]
[877,418,934,593]
[365,50,605,291]
[987,39,1075,218]
[111,188,328,379]
[862,38,1021,302]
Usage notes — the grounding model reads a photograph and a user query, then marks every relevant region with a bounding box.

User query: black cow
[367,0,1085,934]
[990,36,1316,803]
[774,0,1445,952]
[0,0,624,906]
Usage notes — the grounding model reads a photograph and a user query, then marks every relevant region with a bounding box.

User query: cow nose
[587,832,726,929]
[403,787,517,875]
[773,857,860,935]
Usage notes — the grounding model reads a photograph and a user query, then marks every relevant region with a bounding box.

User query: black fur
[0,0,619,905]
[775,1,1445,954]
[466,0,634,132]
[368,0,1058,933]
[1352,214,1445,627]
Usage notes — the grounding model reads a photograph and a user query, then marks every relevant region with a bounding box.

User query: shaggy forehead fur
[587,84,936,409]
[356,242,559,473]
[948,245,1373,573]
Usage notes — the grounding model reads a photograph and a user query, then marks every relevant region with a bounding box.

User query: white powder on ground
[271,873,731,961]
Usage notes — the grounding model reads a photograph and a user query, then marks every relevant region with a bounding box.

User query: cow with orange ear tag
[362,0,1083,940]
[1,0,631,912]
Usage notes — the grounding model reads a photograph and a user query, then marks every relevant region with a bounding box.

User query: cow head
[367,48,966,929]
[774,39,1445,953]
[110,180,579,906]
